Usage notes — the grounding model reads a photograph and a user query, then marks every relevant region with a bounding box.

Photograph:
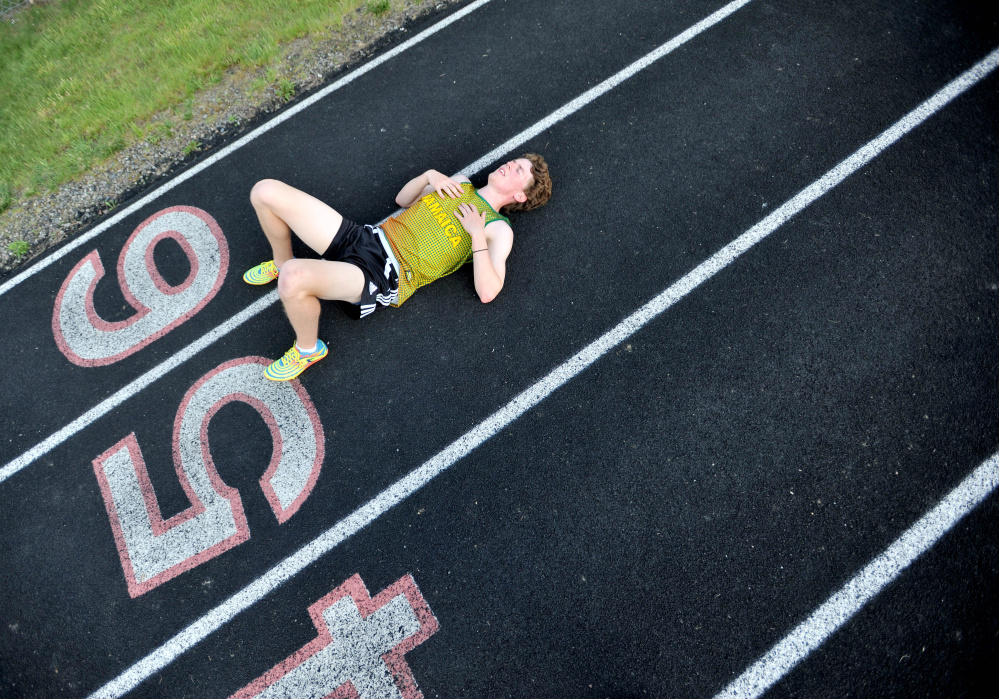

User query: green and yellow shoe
[263,340,328,381]
[243,260,280,285]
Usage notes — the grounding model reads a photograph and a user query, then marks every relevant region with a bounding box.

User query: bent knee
[250,179,285,209]
[277,260,311,297]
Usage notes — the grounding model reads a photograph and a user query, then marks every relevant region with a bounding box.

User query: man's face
[489,158,534,200]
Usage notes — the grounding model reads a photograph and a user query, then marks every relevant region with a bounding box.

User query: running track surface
[1,1,998,697]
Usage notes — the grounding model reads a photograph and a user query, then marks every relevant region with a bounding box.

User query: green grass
[277,77,296,102]
[7,240,30,259]
[366,0,391,17]
[0,0,369,202]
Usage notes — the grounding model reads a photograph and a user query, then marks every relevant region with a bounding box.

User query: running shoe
[243,260,280,285]
[264,340,328,381]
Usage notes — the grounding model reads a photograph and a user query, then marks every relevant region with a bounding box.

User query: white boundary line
[0,0,755,486]
[0,0,494,299]
[88,42,999,699]
[461,0,754,175]
[0,292,278,483]
[714,451,999,699]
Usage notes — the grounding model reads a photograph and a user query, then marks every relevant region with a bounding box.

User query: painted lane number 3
[93,358,324,597]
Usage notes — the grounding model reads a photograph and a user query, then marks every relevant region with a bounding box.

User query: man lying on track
[243,154,553,380]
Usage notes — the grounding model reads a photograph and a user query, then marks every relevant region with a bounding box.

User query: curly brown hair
[502,153,552,213]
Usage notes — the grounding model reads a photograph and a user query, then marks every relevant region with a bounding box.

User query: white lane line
[714,451,999,699]
[462,0,755,175]
[0,292,278,484]
[1,0,755,486]
[0,0,494,299]
[87,41,999,699]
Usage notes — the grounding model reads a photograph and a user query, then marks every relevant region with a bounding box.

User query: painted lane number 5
[93,358,325,597]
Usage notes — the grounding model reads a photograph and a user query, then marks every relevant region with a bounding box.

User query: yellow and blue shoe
[243,260,280,285]
[264,340,328,381]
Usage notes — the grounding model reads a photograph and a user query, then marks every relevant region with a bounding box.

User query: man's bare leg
[277,258,364,349]
[249,179,345,267]
[248,179,367,379]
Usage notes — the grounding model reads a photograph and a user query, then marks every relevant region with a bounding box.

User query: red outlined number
[53,206,229,366]
[231,574,439,699]
[93,358,324,597]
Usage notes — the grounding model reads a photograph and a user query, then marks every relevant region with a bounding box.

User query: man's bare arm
[395,170,470,208]
[455,204,513,303]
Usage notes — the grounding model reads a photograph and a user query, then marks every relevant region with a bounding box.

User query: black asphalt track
[1,0,998,696]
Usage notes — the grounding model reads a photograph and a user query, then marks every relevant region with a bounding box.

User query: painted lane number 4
[92,358,324,597]
[231,574,439,699]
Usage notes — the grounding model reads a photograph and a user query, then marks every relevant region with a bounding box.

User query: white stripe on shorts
[373,226,401,280]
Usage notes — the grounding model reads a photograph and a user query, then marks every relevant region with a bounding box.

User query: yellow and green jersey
[381,182,509,306]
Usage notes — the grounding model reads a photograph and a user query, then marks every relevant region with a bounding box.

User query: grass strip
[0,0,376,200]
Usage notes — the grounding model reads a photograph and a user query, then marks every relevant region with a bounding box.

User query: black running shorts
[322,218,400,319]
